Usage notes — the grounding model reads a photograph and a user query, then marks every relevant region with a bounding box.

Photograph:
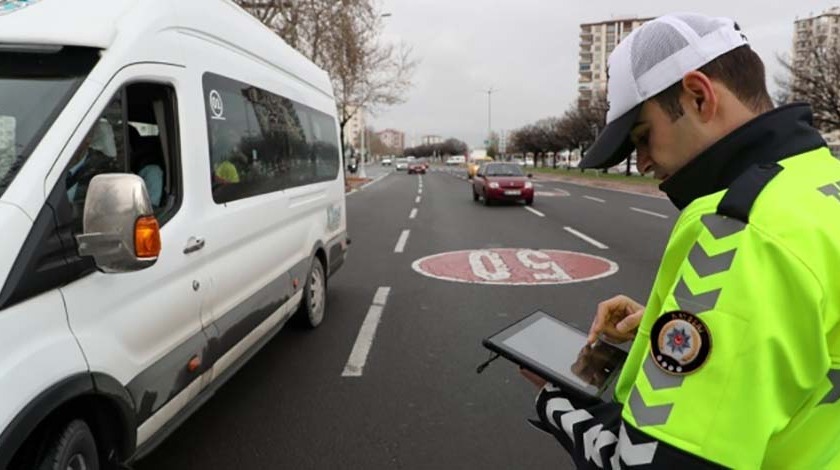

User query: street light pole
[483,87,498,148]
[359,118,367,178]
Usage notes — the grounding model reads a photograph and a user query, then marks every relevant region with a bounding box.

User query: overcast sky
[371,0,838,148]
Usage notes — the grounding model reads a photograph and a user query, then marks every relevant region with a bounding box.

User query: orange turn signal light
[135,216,161,258]
[187,355,201,373]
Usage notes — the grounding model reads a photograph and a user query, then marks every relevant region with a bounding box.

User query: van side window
[202,72,340,204]
[64,92,127,212]
[62,82,181,227]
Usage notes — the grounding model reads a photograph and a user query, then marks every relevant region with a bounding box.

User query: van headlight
[489,182,500,189]
[524,181,533,189]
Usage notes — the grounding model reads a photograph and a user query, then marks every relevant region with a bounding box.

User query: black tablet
[482,310,628,399]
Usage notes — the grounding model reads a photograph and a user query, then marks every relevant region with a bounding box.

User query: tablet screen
[488,311,626,396]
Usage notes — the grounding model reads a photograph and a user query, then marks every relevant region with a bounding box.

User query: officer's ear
[681,71,717,124]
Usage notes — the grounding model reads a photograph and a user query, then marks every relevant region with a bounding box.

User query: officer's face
[630,99,707,182]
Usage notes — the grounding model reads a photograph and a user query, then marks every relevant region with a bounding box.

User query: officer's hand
[587,295,645,345]
[519,367,547,389]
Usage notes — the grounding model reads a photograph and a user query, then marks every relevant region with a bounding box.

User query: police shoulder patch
[649,310,711,376]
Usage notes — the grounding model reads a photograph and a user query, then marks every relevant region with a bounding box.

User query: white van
[0,1,349,468]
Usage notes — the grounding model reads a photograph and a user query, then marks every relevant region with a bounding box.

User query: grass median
[528,166,659,186]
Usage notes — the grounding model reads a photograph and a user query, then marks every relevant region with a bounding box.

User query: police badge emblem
[0,0,42,16]
[650,311,711,375]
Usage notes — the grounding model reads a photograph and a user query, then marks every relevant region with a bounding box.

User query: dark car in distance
[408,161,426,175]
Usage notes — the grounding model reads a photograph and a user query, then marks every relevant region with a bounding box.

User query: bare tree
[235,0,417,153]
[777,41,840,131]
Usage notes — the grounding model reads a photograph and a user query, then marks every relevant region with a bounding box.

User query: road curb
[533,174,667,200]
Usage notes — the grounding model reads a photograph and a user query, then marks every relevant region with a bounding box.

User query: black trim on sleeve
[534,386,728,469]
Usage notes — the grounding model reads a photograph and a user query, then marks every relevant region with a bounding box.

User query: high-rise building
[792,8,840,154]
[792,8,840,77]
[421,135,443,145]
[577,16,653,108]
[376,129,405,150]
[344,107,366,149]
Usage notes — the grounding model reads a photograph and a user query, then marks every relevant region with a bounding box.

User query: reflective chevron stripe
[634,213,746,430]
[561,408,594,440]
[628,385,673,426]
[643,355,685,390]
[610,422,659,467]
[820,369,840,405]
[673,278,720,313]
[688,243,736,277]
[700,213,745,239]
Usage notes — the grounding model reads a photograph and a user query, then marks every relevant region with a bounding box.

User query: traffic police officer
[525,13,840,469]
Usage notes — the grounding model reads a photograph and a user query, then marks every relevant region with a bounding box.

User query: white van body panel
[0,0,134,49]
[0,0,347,463]
[0,287,88,440]
[0,203,32,291]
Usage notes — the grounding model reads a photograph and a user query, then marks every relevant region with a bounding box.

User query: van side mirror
[75,174,161,273]
[527,174,533,179]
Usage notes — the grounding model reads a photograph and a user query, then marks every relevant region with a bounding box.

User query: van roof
[0,0,333,97]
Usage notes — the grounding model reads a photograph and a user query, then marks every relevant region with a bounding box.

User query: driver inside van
[65,119,121,204]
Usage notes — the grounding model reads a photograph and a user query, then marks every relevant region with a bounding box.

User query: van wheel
[472,188,479,201]
[297,258,326,329]
[38,420,99,470]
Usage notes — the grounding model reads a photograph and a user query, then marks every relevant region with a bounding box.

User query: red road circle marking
[411,249,618,285]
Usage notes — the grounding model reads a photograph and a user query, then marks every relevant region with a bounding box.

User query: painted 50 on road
[411,249,618,285]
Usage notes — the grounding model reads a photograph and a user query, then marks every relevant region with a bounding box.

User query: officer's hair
[653,45,774,121]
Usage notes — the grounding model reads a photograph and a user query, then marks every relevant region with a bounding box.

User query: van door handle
[184,237,205,254]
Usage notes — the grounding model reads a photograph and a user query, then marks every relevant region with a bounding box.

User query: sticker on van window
[209,90,226,121]
[0,0,42,16]
[0,116,15,177]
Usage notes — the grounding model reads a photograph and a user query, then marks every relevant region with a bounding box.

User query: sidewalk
[345,176,372,193]
[532,171,667,198]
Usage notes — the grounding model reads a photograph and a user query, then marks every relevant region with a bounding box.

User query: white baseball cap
[580,13,749,169]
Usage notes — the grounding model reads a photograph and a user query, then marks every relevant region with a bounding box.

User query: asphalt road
[136,165,677,470]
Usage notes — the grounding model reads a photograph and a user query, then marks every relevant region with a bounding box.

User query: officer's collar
[659,103,826,210]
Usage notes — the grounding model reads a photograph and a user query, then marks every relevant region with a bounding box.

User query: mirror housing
[527,173,533,179]
[75,174,160,273]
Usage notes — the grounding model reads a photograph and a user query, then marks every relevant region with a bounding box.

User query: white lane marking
[564,226,609,249]
[630,207,669,219]
[342,287,391,377]
[362,172,389,190]
[409,208,418,219]
[394,229,410,253]
[418,188,423,194]
[373,286,390,307]
[584,196,606,203]
[416,196,421,203]
[524,207,545,218]
[534,183,545,188]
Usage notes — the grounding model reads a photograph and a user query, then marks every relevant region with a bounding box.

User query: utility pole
[483,87,498,147]
[359,115,367,178]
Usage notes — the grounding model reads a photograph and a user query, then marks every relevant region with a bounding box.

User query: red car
[472,162,534,205]
[408,162,426,174]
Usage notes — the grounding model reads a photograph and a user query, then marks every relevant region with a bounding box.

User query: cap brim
[579,104,641,169]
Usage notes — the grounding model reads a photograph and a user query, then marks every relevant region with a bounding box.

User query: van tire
[296,258,326,329]
[38,420,99,470]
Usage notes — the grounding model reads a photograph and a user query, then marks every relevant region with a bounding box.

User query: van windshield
[0,47,99,199]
